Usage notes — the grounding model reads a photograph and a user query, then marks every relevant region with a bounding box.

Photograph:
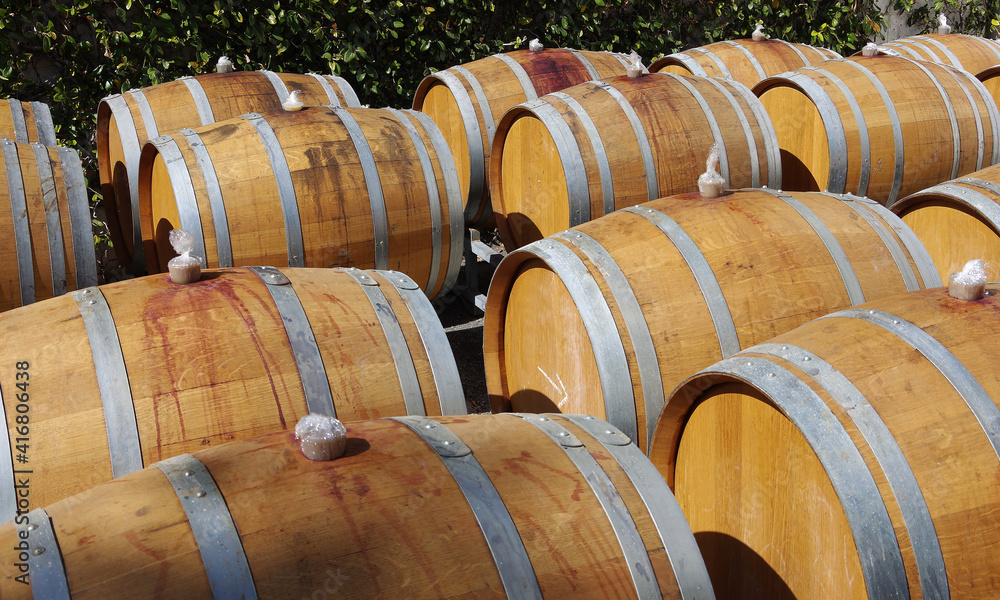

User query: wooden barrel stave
[413,48,631,227]
[651,286,1000,599]
[138,106,462,298]
[0,414,715,598]
[485,189,939,452]
[97,70,361,273]
[0,141,97,312]
[491,73,782,251]
[0,266,465,520]
[755,55,1000,206]
[874,32,1000,75]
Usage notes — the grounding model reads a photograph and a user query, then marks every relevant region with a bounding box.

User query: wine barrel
[0,266,465,521]
[97,70,361,273]
[491,72,781,251]
[650,286,1000,599]
[753,55,1000,206]
[484,189,940,452]
[0,99,56,146]
[0,140,97,312]
[651,38,840,88]
[890,162,1000,283]
[413,47,632,227]
[869,32,1000,75]
[0,414,715,599]
[138,106,462,298]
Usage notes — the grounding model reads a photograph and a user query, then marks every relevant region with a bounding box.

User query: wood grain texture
[137,106,460,298]
[651,286,1000,599]
[892,161,1000,282]
[872,32,1000,76]
[651,38,841,88]
[755,55,1000,206]
[484,189,936,452]
[0,142,95,312]
[412,48,631,227]
[96,71,361,270]
[0,266,461,516]
[0,101,55,145]
[0,414,700,598]
[491,72,780,251]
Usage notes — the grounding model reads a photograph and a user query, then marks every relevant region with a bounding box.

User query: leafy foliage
[892,0,1000,37]
[0,0,894,275]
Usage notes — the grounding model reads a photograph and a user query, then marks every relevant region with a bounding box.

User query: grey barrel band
[126,88,159,140]
[625,205,741,358]
[688,48,733,79]
[568,48,601,80]
[516,413,662,599]
[434,68,488,223]
[829,193,920,292]
[381,270,466,415]
[32,144,68,297]
[4,139,34,305]
[259,69,290,100]
[0,381,14,523]
[345,268,425,416]
[779,71,849,193]
[58,147,99,288]
[933,65,985,171]
[407,110,464,295]
[248,266,336,418]
[555,230,663,451]
[592,80,659,200]
[721,40,766,81]
[776,39,810,63]
[826,308,1000,460]
[384,108,443,292]
[723,79,782,188]
[180,127,232,267]
[178,76,216,126]
[900,58,962,181]
[148,135,208,268]
[388,415,543,599]
[156,453,258,600]
[912,35,963,68]
[333,107,389,270]
[8,98,27,142]
[964,74,1000,166]
[30,101,57,146]
[516,238,638,442]
[549,91,615,216]
[493,54,538,101]
[857,197,941,286]
[703,76,759,186]
[801,66,871,195]
[747,343,948,600]
[102,94,145,273]
[759,188,866,305]
[837,59,905,205]
[451,66,496,148]
[329,75,361,106]
[307,72,341,106]
[711,355,909,599]
[565,414,716,600]
[663,53,709,77]
[526,99,590,226]
[663,73,730,184]
[21,508,71,600]
[72,286,143,478]
[243,112,304,267]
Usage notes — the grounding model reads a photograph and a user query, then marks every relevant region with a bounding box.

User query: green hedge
[4,0,978,274]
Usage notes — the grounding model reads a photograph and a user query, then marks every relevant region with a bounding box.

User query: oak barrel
[97,70,361,273]
[890,162,1000,282]
[651,38,840,88]
[490,72,781,251]
[484,189,940,452]
[650,286,1000,599]
[0,266,465,521]
[413,47,632,227]
[0,414,714,599]
[0,140,97,312]
[138,106,462,298]
[754,55,1000,206]
[0,99,56,146]
[868,32,1000,75]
